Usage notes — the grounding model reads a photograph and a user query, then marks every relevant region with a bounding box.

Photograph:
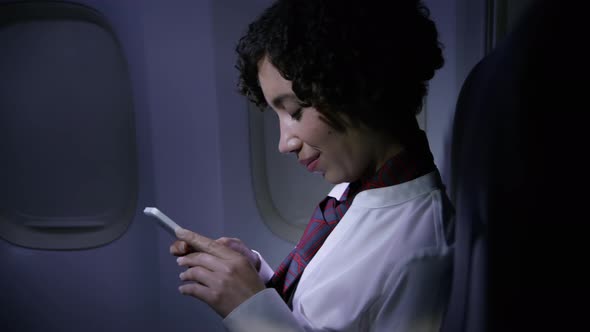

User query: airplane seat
[441,0,586,331]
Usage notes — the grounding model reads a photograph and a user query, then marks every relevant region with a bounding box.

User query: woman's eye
[290,109,303,120]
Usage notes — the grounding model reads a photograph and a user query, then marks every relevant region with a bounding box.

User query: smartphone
[143,207,181,237]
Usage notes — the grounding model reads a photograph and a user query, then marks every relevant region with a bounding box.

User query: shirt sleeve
[251,249,274,283]
[371,248,453,332]
[223,288,304,332]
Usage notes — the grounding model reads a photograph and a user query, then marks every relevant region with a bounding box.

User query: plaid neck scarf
[268,134,435,304]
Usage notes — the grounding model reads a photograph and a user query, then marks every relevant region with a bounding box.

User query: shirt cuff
[223,288,302,332]
[252,249,274,283]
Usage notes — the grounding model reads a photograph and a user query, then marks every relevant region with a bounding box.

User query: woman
[171,0,454,331]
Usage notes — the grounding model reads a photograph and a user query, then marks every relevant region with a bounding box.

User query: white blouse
[224,171,454,332]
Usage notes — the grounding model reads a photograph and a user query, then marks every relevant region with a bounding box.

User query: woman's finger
[175,228,236,259]
[177,252,227,273]
[169,240,193,256]
[178,267,218,305]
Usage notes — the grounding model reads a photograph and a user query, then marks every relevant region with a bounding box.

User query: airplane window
[248,104,332,243]
[0,3,137,250]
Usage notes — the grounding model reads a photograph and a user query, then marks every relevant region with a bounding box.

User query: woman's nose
[278,131,302,154]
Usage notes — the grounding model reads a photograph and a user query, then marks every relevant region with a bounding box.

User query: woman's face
[257,57,388,184]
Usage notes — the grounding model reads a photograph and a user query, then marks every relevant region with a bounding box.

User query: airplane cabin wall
[0,0,162,331]
[0,0,486,331]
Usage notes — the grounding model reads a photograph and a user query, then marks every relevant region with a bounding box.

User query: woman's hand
[170,239,194,256]
[170,237,261,271]
[172,228,266,318]
[214,237,261,271]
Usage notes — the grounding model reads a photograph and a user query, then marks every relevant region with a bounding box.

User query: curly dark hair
[235,0,444,137]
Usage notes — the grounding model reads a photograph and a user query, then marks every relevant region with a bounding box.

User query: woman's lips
[298,156,320,172]
[306,158,320,172]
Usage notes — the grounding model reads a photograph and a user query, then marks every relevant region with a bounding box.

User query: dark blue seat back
[442,0,587,330]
